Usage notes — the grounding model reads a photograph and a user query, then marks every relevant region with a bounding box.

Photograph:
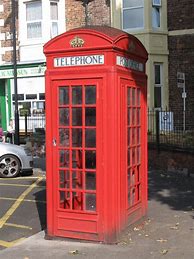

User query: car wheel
[0,155,21,178]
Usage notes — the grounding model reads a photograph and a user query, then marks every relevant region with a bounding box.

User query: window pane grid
[127,86,141,208]
[58,84,97,212]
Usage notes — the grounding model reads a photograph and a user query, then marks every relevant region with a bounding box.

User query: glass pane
[152,7,160,28]
[85,108,96,126]
[59,87,69,105]
[154,65,161,84]
[51,22,58,38]
[72,192,83,210]
[127,148,130,166]
[59,128,69,147]
[137,146,141,164]
[132,148,136,165]
[27,22,42,38]
[59,108,69,126]
[154,87,161,108]
[137,184,140,201]
[60,191,70,209]
[137,108,140,125]
[26,1,42,21]
[137,89,140,106]
[128,169,131,188]
[59,150,69,168]
[123,0,143,8]
[85,129,96,148]
[131,188,135,205]
[72,171,82,189]
[127,88,131,105]
[86,172,96,190]
[123,8,144,29]
[72,128,82,147]
[85,150,96,169]
[72,108,82,126]
[85,193,96,211]
[137,166,140,182]
[128,127,130,146]
[128,190,130,205]
[59,170,70,188]
[137,127,141,144]
[132,88,136,106]
[132,127,136,145]
[132,108,136,125]
[132,170,135,185]
[72,86,82,105]
[85,86,96,104]
[127,108,130,125]
[50,2,58,20]
[72,150,82,169]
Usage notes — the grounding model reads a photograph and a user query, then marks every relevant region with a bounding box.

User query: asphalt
[0,165,194,259]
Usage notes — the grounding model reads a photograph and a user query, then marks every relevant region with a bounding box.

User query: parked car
[0,142,33,178]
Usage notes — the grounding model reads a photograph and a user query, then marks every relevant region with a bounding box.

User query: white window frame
[154,63,163,109]
[50,1,59,38]
[122,0,144,31]
[152,1,161,29]
[152,0,161,7]
[26,0,42,39]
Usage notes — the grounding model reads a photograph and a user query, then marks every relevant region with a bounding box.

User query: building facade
[1,0,192,131]
[0,0,111,131]
[168,0,194,129]
[0,0,65,131]
[111,0,169,110]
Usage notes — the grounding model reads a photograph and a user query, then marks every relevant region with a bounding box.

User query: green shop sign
[0,66,46,79]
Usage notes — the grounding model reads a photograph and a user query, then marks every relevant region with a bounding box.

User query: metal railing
[19,111,194,156]
[148,109,194,152]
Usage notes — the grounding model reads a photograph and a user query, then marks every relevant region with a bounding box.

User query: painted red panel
[44,26,148,243]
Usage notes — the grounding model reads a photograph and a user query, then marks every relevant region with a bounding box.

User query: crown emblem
[70,36,85,48]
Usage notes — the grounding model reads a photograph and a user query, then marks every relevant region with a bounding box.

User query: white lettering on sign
[116,56,144,72]
[0,66,46,79]
[54,55,104,67]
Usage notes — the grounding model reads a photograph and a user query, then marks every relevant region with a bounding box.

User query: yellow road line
[0,176,45,181]
[0,183,45,188]
[5,222,32,230]
[0,238,25,248]
[0,197,46,203]
[0,177,43,229]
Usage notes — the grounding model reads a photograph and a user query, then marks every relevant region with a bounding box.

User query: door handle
[53,138,57,146]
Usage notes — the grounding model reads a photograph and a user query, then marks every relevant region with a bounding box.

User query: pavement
[0,166,194,259]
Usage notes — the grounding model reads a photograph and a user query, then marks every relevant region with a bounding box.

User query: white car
[0,142,33,178]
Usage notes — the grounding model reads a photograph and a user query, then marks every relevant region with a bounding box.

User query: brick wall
[149,149,194,174]
[168,1,194,129]
[168,0,194,31]
[65,0,110,30]
[0,0,19,63]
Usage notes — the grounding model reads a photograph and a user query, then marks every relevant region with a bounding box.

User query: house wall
[65,0,111,30]
[168,0,194,129]
[0,0,18,64]
[111,0,169,109]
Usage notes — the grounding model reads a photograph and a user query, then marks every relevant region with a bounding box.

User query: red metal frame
[44,26,148,243]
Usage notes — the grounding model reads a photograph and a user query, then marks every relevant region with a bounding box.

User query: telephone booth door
[49,78,104,241]
[120,78,147,225]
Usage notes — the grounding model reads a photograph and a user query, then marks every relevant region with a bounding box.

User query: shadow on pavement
[33,157,46,171]
[148,170,194,213]
[33,188,47,231]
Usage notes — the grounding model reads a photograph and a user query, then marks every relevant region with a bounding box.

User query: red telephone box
[44,26,148,243]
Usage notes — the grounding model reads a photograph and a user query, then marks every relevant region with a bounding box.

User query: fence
[19,111,194,156]
[148,109,194,152]
[19,115,46,157]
